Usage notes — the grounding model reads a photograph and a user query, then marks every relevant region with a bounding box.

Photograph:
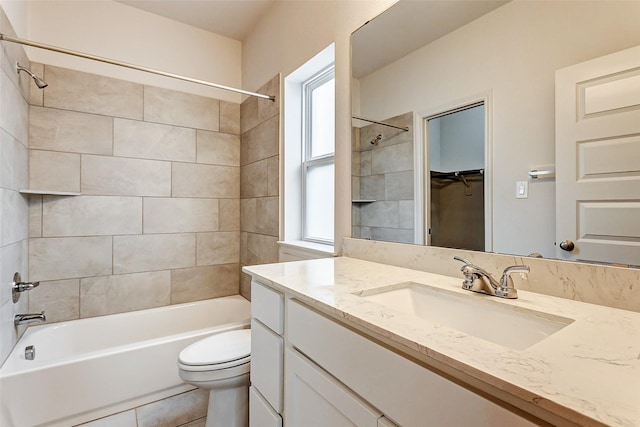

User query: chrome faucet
[14,311,46,326]
[453,256,529,299]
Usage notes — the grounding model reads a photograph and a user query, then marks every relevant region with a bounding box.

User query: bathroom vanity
[244,257,640,427]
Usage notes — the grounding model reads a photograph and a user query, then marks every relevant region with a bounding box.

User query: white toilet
[178,329,251,427]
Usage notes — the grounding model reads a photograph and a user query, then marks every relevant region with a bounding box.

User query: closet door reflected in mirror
[427,103,486,251]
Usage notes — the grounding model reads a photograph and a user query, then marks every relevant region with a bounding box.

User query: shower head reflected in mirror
[370,134,383,146]
[16,63,48,89]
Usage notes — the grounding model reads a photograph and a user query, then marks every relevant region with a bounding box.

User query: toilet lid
[179,329,251,366]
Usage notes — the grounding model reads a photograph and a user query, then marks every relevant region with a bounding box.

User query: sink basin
[354,282,574,350]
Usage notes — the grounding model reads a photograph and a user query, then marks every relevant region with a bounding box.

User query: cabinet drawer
[250,386,282,427]
[287,299,538,427]
[251,281,284,334]
[285,348,382,427]
[251,318,283,413]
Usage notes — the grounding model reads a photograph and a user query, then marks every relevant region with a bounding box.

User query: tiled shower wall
[0,10,30,365]
[26,64,241,323]
[352,112,414,244]
[239,75,280,299]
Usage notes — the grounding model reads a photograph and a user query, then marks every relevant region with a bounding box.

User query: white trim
[278,240,336,262]
[283,43,336,244]
[415,91,493,251]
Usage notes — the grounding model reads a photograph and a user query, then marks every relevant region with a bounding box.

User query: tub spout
[14,311,46,326]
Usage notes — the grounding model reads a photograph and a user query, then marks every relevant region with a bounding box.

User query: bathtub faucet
[14,311,46,326]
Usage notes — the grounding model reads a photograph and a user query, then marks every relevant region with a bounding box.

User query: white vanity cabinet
[249,278,538,427]
[250,281,284,427]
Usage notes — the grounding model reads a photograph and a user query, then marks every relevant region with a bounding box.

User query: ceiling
[116,0,276,41]
[352,0,509,78]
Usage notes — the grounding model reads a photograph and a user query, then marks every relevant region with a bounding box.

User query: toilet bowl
[178,329,251,427]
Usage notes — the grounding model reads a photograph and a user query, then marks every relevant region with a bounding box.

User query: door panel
[556,45,640,264]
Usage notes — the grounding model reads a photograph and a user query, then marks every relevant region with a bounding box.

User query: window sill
[278,240,337,261]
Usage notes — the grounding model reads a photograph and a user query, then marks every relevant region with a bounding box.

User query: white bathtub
[0,295,250,427]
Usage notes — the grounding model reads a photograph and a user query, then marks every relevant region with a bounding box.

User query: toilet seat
[179,329,251,372]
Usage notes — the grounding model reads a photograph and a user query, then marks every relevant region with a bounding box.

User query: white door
[556,45,640,264]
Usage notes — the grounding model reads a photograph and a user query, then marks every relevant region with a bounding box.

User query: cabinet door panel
[285,348,381,427]
[287,299,540,427]
[251,281,284,334]
[251,319,283,412]
[250,386,282,427]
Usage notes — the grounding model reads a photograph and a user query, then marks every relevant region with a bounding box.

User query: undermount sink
[354,282,574,351]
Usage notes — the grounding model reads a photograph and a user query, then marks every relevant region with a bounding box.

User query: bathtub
[0,295,250,427]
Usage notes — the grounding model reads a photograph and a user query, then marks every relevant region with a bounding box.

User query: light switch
[516,181,528,198]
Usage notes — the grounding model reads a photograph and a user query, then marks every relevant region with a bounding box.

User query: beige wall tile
[257,74,280,124]
[144,198,218,234]
[170,264,239,304]
[136,388,209,427]
[256,197,279,237]
[43,195,142,237]
[240,198,257,233]
[80,271,171,317]
[28,279,79,323]
[196,231,239,265]
[172,163,239,198]
[81,155,171,196]
[1,70,29,144]
[29,236,112,281]
[29,106,113,155]
[220,101,240,135]
[0,240,28,306]
[1,188,28,246]
[44,65,143,119]
[219,198,240,231]
[113,118,196,162]
[0,129,28,190]
[240,160,267,198]
[246,233,279,266]
[30,150,80,193]
[239,273,251,300]
[144,86,219,131]
[240,95,258,134]
[240,115,279,166]
[28,195,42,237]
[267,155,279,197]
[113,233,195,274]
[196,130,240,166]
[28,62,44,107]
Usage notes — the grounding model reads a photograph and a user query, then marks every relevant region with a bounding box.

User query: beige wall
[242,0,397,254]
[356,0,640,257]
[26,0,242,102]
[27,64,241,322]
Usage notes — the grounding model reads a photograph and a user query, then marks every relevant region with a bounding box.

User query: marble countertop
[243,257,640,427]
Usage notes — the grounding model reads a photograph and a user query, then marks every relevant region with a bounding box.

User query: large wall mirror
[351,0,640,266]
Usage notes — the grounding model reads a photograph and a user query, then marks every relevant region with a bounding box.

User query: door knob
[559,240,575,251]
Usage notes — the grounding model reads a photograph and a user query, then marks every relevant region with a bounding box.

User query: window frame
[301,65,335,244]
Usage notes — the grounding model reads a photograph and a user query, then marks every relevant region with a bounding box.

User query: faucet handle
[497,265,530,299]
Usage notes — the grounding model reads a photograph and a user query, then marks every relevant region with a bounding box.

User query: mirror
[351,0,640,265]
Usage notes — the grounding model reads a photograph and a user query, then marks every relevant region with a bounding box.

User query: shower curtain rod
[0,33,276,101]
[352,116,409,132]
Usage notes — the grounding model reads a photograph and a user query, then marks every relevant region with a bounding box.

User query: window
[283,43,336,252]
[302,67,335,243]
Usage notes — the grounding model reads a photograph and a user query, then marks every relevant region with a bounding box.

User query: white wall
[26,0,241,102]
[0,0,27,36]
[430,106,485,172]
[357,0,640,257]
[242,0,397,254]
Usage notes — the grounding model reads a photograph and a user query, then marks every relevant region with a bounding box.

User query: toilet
[178,329,251,427]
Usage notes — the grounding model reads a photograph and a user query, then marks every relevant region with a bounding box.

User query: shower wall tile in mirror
[352,112,414,243]
[27,64,242,322]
